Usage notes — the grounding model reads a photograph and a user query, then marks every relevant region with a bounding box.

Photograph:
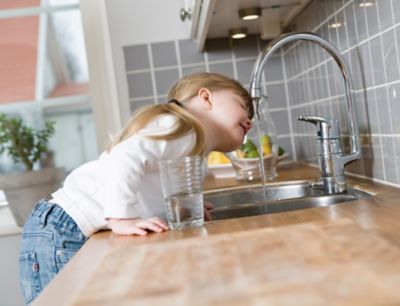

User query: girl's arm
[107,217,169,236]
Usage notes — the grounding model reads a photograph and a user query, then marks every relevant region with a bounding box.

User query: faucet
[249,32,361,194]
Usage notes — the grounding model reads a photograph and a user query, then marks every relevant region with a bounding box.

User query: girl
[19,72,253,304]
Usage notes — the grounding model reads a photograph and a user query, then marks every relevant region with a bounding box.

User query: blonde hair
[107,72,253,155]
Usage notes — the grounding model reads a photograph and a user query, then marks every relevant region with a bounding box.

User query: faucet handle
[297,115,340,140]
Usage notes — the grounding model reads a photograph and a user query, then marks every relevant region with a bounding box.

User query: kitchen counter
[33,163,400,305]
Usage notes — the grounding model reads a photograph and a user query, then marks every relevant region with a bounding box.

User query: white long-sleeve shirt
[52,114,207,237]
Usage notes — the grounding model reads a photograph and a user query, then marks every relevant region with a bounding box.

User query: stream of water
[252,98,269,214]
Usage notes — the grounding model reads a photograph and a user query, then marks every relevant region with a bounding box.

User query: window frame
[0,2,91,114]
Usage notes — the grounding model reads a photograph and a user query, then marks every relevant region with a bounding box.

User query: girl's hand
[107,217,169,236]
[204,201,214,221]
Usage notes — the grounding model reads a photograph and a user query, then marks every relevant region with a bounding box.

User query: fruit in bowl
[226,137,288,181]
[207,151,235,178]
[207,151,230,165]
[235,137,285,159]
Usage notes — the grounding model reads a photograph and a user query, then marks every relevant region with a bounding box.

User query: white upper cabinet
[191,0,313,50]
[106,0,193,46]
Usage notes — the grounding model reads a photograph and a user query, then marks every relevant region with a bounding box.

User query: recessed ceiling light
[229,27,248,39]
[359,2,373,7]
[238,7,261,20]
[328,22,343,29]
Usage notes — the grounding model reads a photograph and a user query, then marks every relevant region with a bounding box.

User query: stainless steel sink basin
[204,181,372,220]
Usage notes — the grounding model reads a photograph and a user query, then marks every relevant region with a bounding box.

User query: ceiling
[193,0,313,49]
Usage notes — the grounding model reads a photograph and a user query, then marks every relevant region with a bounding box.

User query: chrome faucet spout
[250,31,361,193]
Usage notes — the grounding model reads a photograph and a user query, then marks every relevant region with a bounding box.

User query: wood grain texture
[70,219,400,306]
[33,163,400,306]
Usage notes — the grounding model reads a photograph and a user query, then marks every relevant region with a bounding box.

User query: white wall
[106,0,192,125]
[0,234,24,306]
[80,0,193,148]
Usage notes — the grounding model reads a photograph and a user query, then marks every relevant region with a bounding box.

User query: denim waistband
[31,199,80,233]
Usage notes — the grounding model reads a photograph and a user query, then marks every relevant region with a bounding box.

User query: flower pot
[0,167,65,227]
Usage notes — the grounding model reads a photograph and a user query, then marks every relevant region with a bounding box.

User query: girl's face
[208,89,252,152]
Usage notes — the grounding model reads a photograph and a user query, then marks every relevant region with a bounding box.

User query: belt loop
[40,201,55,228]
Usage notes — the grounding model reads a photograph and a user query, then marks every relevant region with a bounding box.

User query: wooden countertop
[33,163,400,305]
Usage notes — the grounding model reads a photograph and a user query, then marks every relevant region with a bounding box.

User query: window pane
[0,15,38,103]
[0,0,40,10]
[47,0,79,6]
[44,9,89,98]
[46,111,98,173]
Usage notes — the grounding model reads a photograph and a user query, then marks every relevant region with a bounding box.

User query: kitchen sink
[204,181,372,221]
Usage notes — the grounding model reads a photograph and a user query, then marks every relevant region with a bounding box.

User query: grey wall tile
[208,62,234,79]
[377,0,395,31]
[205,37,232,62]
[387,83,400,134]
[127,72,153,98]
[348,47,364,90]
[336,11,349,51]
[369,36,385,85]
[371,136,384,180]
[124,44,150,71]
[327,17,339,50]
[271,110,290,135]
[396,27,400,77]
[130,98,155,113]
[375,87,392,134]
[121,0,400,185]
[355,91,369,134]
[366,89,380,134]
[381,136,398,183]
[235,59,255,85]
[182,65,206,76]
[365,88,380,134]
[358,41,374,88]
[327,60,345,97]
[154,69,179,96]
[178,39,205,65]
[354,1,368,41]
[265,84,287,109]
[264,54,284,82]
[381,29,400,83]
[151,41,177,68]
[393,0,400,24]
[309,69,319,101]
[344,4,358,47]
[279,0,400,184]
[316,64,329,100]
[364,0,380,37]
[395,137,400,184]
[232,35,258,59]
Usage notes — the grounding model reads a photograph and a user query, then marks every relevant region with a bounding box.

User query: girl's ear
[198,88,213,110]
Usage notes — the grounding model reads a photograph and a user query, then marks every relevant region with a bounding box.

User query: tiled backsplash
[123,35,293,159]
[286,0,400,185]
[122,0,400,186]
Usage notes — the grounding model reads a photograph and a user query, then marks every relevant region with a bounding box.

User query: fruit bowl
[225,151,289,181]
[207,163,235,178]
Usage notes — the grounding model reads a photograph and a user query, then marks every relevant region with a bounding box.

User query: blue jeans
[19,199,87,305]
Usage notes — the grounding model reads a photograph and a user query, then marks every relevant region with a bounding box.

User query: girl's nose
[246,119,252,129]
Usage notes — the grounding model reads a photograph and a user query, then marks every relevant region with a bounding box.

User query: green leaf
[0,113,55,171]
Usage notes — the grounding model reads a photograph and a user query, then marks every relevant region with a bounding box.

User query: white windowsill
[0,206,22,236]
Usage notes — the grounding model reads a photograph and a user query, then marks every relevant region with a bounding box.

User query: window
[0,0,98,174]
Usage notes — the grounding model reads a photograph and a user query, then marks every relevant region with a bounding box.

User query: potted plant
[0,113,64,226]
